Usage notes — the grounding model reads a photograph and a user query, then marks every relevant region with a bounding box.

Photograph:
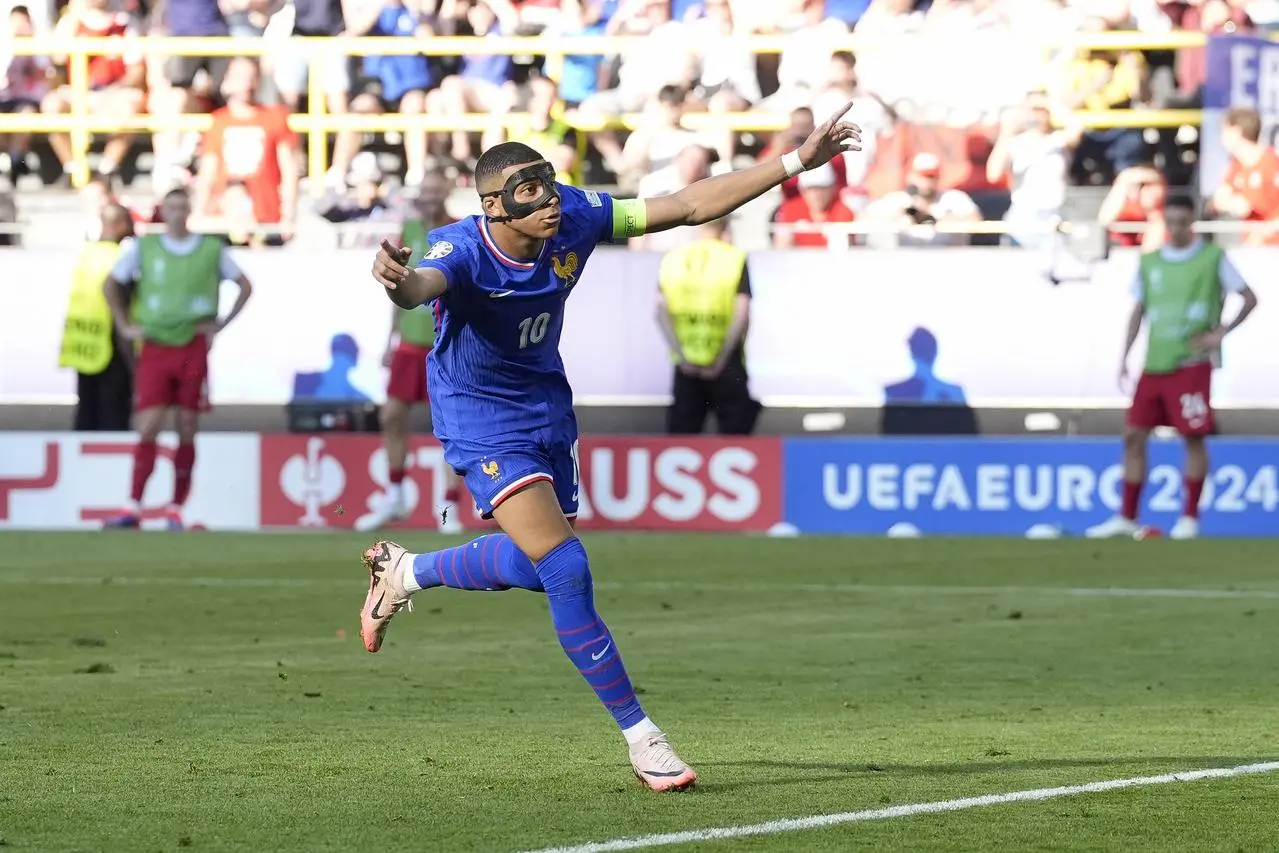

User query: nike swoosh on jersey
[489,290,516,298]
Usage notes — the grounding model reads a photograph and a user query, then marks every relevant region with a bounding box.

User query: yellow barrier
[0,32,1241,190]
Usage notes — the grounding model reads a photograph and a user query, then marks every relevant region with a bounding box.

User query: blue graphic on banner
[1201,35,1279,193]
[291,332,375,403]
[783,438,1279,537]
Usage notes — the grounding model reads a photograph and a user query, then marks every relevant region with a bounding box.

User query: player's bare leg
[1171,435,1208,539]
[493,483,696,791]
[357,398,413,532]
[1087,426,1148,538]
[105,406,167,529]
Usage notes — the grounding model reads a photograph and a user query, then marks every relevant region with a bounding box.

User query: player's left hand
[1191,327,1226,352]
[701,361,727,380]
[798,101,862,169]
[195,319,223,340]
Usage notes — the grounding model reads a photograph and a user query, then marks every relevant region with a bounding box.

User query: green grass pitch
[2,533,1278,852]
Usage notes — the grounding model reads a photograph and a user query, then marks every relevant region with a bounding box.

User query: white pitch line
[518,760,1279,853]
[0,576,1278,601]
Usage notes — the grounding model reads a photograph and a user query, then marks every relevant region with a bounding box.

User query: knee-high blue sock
[535,537,648,731]
[408,534,543,592]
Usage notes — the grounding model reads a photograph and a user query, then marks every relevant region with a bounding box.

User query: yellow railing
[0,31,1236,191]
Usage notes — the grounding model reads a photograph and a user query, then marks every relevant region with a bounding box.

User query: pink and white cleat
[359,540,414,653]
[629,733,697,792]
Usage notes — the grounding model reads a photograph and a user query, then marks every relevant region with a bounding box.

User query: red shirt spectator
[1098,165,1167,250]
[773,163,857,249]
[1210,107,1279,244]
[759,105,850,202]
[195,57,299,229]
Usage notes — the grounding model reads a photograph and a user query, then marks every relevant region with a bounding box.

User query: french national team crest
[552,252,579,288]
[481,459,501,481]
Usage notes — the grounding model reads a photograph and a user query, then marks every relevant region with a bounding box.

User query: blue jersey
[415,184,644,518]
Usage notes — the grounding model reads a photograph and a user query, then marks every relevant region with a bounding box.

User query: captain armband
[612,199,648,240]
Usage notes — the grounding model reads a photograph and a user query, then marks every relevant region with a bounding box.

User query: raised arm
[636,102,861,235]
[372,239,448,310]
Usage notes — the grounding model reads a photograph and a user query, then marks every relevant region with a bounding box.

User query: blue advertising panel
[783,438,1279,537]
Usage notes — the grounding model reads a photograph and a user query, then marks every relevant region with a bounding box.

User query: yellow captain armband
[612,198,648,240]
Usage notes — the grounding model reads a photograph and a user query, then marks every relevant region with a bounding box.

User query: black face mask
[482,162,560,224]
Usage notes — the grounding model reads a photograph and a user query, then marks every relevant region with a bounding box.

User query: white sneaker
[355,498,408,532]
[1169,516,1200,540]
[629,732,697,792]
[1086,515,1141,539]
[437,501,463,534]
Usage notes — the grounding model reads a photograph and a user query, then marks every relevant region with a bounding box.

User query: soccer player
[359,170,465,533]
[359,103,861,790]
[1087,195,1258,540]
[102,188,253,530]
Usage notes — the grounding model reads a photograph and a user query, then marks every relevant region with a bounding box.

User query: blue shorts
[444,436,580,520]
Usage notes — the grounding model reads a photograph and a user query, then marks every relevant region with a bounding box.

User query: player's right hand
[121,325,144,342]
[373,239,413,291]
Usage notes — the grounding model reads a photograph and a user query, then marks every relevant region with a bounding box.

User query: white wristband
[782,150,805,179]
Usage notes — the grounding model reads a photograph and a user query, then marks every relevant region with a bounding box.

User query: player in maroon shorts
[1088,195,1258,540]
[102,188,254,529]
[357,171,464,533]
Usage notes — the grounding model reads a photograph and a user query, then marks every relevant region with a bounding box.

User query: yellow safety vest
[59,241,123,375]
[658,239,747,367]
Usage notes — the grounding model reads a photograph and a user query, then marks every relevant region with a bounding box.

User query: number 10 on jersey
[518,312,551,349]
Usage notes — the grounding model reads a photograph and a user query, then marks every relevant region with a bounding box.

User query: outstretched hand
[797,101,863,170]
[373,239,413,291]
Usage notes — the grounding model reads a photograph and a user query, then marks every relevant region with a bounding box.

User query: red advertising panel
[259,435,782,532]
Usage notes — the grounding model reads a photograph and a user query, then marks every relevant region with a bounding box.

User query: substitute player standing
[103,188,253,529]
[359,104,861,790]
[360,170,464,533]
[1088,195,1258,540]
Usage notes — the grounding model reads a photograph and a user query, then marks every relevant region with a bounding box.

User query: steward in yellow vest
[656,218,761,435]
[60,203,136,431]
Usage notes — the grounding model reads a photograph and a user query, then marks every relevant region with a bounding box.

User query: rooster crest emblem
[552,251,579,288]
[481,459,501,480]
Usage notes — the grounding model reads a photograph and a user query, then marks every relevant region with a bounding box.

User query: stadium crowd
[2,0,1278,247]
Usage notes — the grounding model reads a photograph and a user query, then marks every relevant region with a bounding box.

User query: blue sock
[410,535,543,592]
[535,537,647,731]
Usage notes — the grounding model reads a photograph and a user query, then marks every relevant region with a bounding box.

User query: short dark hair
[1225,107,1262,143]
[831,50,855,68]
[163,186,190,202]
[1165,194,1197,214]
[475,142,544,188]
[10,5,30,16]
[657,85,686,106]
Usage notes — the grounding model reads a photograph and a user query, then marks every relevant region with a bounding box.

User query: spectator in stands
[1097,163,1166,250]
[632,142,714,251]
[757,0,849,113]
[759,106,849,203]
[854,0,924,38]
[1056,45,1148,182]
[772,161,856,249]
[435,0,520,164]
[511,0,563,30]
[542,0,623,110]
[483,76,581,183]
[686,0,759,164]
[861,153,981,247]
[615,85,701,192]
[193,57,299,245]
[811,50,891,193]
[149,0,232,195]
[316,151,400,248]
[987,91,1080,249]
[0,6,50,179]
[579,0,694,175]
[1207,106,1279,244]
[350,0,436,186]
[272,0,361,188]
[1161,0,1254,106]
[41,0,145,182]
[80,172,143,240]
